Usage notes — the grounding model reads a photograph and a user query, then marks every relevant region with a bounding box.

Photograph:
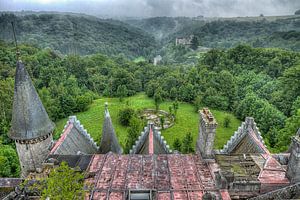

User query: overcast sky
[0,0,299,18]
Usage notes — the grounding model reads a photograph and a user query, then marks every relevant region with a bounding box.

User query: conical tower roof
[99,103,122,154]
[9,61,55,140]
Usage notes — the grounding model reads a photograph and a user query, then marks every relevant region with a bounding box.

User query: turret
[8,61,55,177]
[98,103,122,154]
[196,108,217,159]
[287,128,300,183]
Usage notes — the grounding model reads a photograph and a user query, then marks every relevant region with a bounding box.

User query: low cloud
[0,0,299,18]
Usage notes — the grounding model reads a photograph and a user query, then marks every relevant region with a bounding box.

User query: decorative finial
[105,102,108,112]
[11,21,20,61]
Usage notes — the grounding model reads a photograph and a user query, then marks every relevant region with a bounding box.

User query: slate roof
[98,103,122,154]
[9,61,55,140]
[84,153,231,200]
[130,124,171,154]
[50,116,98,155]
[220,117,268,154]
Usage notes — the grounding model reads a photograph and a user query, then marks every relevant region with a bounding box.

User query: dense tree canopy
[0,36,299,177]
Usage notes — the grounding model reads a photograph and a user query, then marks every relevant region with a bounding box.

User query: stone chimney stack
[196,108,217,159]
[287,128,300,183]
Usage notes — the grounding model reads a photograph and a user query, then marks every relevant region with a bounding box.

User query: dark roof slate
[130,124,171,154]
[98,103,122,154]
[50,116,98,155]
[9,61,54,140]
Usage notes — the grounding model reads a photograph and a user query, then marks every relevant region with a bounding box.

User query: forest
[0,12,299,178]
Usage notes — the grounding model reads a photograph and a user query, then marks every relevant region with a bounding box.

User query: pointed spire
[99,102,122,154]
[9,61,55,140]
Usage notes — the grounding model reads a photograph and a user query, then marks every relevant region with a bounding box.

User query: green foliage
[160,116,165,130]
[117,85,128,102]
[182,132,194,153]
[0,78,14,138]
[154,88,163,111]
[118,108,135,126]
[124,116,143,154]
[193,95,202,113]
[172,100,179,116]
[38,162,84,200]
[0,144,20,177]
[236,92,286,146]
[191,36,200,50]
[173,138,182,151]
[0,13,156,59]
[223,115,231,128]
[275,109,300,151]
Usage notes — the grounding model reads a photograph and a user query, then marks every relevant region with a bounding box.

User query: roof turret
[98,103,122,154]
[9,61,55,140]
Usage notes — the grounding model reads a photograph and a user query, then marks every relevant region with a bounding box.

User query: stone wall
[287,129,300,183]
[16,134,53,178]
[249,182,300,200]
[196,108,217,158]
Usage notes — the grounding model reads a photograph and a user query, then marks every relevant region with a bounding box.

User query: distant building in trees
[153,55,162,65]
[175,35,194,47]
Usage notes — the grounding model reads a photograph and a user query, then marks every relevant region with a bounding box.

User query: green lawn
[54,93,241,150]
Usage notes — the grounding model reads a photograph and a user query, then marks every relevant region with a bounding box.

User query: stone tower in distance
[287,129,300,183]
[196,108,217,159]
[8,60,55,177]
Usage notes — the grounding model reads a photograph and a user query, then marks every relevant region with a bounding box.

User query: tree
[223,115,231,128]
[182,132,194,153]
[154,88,163,111]
[34,162,84,199]
[172,100,179,116]
[160,116,165,130]
[276,109,300,151]
[173,138,182,152]
[117,85,128,102]
[118,108,135,126]
[124,116,143,153]
[193,95,203,113]
[191,36,199,50]
[0,144,20,177]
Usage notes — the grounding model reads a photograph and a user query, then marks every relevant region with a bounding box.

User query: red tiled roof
[50,122,73,154]
[258,154,290,193]
[85,153,225,199]
[248,129,270,154]
[149,126,154,155]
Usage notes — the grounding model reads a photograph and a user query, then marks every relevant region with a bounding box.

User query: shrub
[118,108,135,126]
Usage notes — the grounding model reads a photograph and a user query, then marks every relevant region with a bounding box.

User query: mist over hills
[1,11,299,60]
[0,12,157,58]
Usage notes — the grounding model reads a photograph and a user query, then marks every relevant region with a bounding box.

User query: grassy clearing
[54,93,241,150]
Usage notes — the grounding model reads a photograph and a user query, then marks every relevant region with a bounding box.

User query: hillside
[127,15,300,52]
[55,93,241,150]
[125,17,204,42]
[0,12,157,59]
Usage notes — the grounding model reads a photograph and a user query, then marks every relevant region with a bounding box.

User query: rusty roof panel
[85,154,225,199]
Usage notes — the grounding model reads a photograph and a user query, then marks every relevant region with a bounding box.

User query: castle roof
[98,103,122,154]
[220,117,268,154]
[9,61,55,140]
[50,116,98,155]
[129,123,171,154]
[85,153,230,199]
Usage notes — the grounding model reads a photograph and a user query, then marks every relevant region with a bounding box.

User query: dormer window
[129,190,153,200]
